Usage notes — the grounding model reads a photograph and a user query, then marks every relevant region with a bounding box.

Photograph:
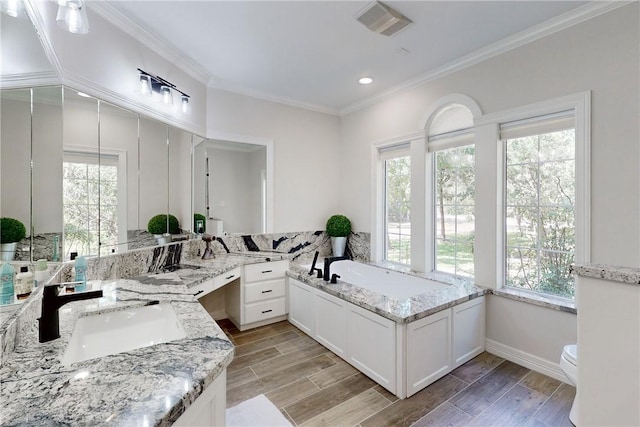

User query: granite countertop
[0,270,234,426]
[286,263,487,323]
[571,263,640,285]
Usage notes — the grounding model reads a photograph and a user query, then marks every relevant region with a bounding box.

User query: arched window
[424,96,480,278]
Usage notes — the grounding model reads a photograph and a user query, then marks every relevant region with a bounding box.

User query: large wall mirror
[193,139,268,235]
[0,85,202,261]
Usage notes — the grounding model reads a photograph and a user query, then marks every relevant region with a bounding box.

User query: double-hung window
[429,105,475,278]
[381,144,411,265]
[502,111,577,298]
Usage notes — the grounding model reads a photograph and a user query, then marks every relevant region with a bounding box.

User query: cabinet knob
[261,309,273,314]
[261,270,273,274]
[261,289,273,294]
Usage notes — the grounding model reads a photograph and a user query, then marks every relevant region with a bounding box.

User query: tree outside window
[385,156,411,265]
[505,129,576,298]
[63,154,118,258]
[434,145,475,277]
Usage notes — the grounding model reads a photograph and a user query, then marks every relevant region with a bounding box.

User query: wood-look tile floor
[219,319,575,427]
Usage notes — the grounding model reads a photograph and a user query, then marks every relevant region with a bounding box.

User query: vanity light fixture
[359,77,373,85]
[77,91,91,98]
[137,68,190,113]
[56,0,90,34]
[0,0,27,18]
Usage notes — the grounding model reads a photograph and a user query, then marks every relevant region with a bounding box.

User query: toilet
[560,344,578,425]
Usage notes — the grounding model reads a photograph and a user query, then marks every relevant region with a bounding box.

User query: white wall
[206,146,256,234]
[206,88,342,233]
[339,4,639,367]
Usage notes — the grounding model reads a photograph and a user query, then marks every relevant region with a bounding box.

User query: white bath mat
[226,394,293,427]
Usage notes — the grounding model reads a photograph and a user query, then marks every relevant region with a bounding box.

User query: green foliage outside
[385,157,411,264]
[63,161,119,258]
[0,217,26,243]
[505,129,576,298]
[148,214,180,235]
[326,214,351,237]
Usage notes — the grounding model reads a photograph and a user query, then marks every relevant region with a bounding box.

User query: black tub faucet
[38,283,103,343]
[323,255,349,281]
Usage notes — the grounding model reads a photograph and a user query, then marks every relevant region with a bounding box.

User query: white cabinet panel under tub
[348,304,397,392]
[286,277,486,399]
[406,309,452,397]
[452,297,485,368]
[288,278,314,335]
[314,291,349,359]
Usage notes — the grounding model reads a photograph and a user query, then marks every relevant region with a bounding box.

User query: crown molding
[89,2,212,86]
[208,82,341,117]
[0,71,60,89]
[23,0,64,78]
[339,1,632,116]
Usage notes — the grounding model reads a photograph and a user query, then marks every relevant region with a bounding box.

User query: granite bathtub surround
[0,271,234,426]
[181,230,370,264]
[571,263,640,285]
[287,263,487,323]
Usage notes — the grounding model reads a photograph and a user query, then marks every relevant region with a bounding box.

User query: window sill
[491,287,576,314]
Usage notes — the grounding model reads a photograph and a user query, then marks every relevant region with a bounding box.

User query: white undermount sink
[61,303,187,366]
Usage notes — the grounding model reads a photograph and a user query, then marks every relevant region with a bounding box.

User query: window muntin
[434,145,475,277]
[63,153,119,258]
[504,128,576,299]
[384,155,411,265]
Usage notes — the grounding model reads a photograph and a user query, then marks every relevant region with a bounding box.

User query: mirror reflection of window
[63,152,119,258]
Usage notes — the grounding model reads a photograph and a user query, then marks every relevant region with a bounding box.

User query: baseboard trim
[485,338,570,384]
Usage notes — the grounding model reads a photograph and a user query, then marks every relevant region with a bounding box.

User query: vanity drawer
[191,267,241,298]
[245,278,286,304]
[244,260,289,283]
[244,297,286,324]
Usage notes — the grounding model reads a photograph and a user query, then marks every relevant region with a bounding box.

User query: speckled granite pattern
[180,230,370,265]
[0,272,234,426]
[571,264,640,285]
[287,263,487,323]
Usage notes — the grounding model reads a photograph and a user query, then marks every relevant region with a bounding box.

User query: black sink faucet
[38,283,103,343]
[323,255,349,281]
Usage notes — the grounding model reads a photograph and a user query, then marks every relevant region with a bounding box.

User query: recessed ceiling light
[359,77,373,85]
[77,92,91,98]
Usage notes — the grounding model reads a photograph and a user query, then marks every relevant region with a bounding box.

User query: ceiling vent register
[355,1,412,37]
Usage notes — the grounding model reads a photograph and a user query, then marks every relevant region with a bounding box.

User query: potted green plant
[194,213,206,234]
[326,214,351,257]
[0,217,26,261]
[147,214,180,245]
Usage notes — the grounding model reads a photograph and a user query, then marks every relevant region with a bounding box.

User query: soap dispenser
[74,256,87,292]
[15,266,33,300]
[0,263,15,305]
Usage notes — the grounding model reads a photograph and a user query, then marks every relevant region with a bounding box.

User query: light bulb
[181,95,189,114]
[139,74,152,96]
[161,86,172,105]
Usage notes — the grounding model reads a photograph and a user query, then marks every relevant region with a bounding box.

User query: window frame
[476,92,591,296]
[62,145,127,257]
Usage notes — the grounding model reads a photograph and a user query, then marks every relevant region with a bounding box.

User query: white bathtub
[306,260,448,299]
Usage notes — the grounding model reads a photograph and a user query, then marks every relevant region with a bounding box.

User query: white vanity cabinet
[287,277,485,399]
[227,260,289,331]
[191,268,241,299]
[174,370,226,427]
